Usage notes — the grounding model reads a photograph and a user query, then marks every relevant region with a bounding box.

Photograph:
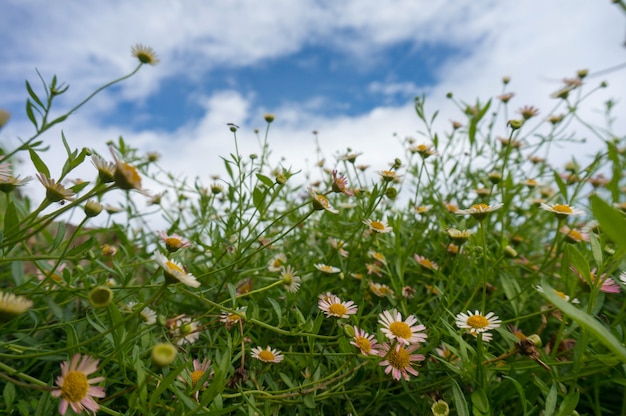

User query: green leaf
[451,379,470,416]
[28,147,50,177]
[267,298,283,327]
[256,173,275,188]
[51,222,67,251]
[3,201,19,235]
[252,186,265,212]
[471,389,489,414]
[303,394,317,409]
[589,232,603,268]
[545,384,557,416]
[553,171,567,200]
[539,279,626,363]
[25,80,44,108]
[557,389,579,416]
[25,100,38,129]
[3,382,15,409]
[590,195,626,250]
[502,376,528,415]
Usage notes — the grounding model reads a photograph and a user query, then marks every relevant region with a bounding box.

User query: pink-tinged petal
[81,396,100,411]
[77,356,99,375]
[58,399,68,415]
[70,401,82,414]
[51,389,62,398]
[69,354,81,371]
[88,386,106,398]
[88,376,105,385]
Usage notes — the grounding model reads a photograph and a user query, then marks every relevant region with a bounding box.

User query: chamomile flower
[131,43,160,65]
[540,203,585,219]
[0,175,33,194]
[329,237,349,257]
[51,354,105,416]
[318,295,358,318]
[559,226,589,244]
[368,281,395,298]
[570,266,620,294]
[0,291,33,322]
[377,170,400,182]
[178,358,212,401]
[455,310,501,337]
[378,342,425,381]
[36,173,76,202]
[307,187,339,214]
[455,203,503,221]
[363,218,393,233]
[157,231,192,252]
[619,271,626,285]
[91,154,115,183]
[154,252,200,288]
[350,326,381,356]
[220,308,247,329]
[535,286,580,304]
[413,254,438,271]
[409,144,437,158]
[446,228,473,245]
[172,317,200,345]
[379,309,427,346]
[280,265,301,293]
[110,147,146,193]
[314,263,341,274]
[126,302,157,325]
[251,346,284,363]
[267,253,287,272]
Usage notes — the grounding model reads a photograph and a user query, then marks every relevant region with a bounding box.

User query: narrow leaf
[28,147,50,177]
[590,195,626,250]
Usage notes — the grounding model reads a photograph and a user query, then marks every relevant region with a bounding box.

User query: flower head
[0,175,33,194]
[171,317,200,345]
[368,281,395,298]
[350,326,381,356]
[409,144,437,159]
[363,218,393,233]
[220,308,246,329]
[331,170,353,196]
[455,310,501,338]
[110,147,146,192]
[336,151,363,163]
[280,265,301,293]
[540,203,585,219]
[152,343,177,367]
[377,170,400,182]
[91,155,115,183]
[318,295,358,318]
[379,309,427,346]
[36,173,76,202]
[251,346,284,363]
[157,230,192,253]
[126,302,157,325]
[413,254,438,271]
[446,228,473,245]
[154,252,200,288]
[307,187,339,214]
[131,44,160,65]
[314,263,341,274]
[178,358,212,401]
[378,342,425,381]
[570,266,621,294]
[51,354,105,416]
[559,226,589,244]
[267,253,287,272]
[455,203,503,221]
[0,291,33,322]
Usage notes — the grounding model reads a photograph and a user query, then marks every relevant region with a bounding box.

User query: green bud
[88,286,113,308]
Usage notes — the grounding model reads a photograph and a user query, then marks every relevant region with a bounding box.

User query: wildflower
[366,262,383,277]
[536,285,580,304]
[446,243,460,256]
[0,109,10,128]
[379,309,427,346]
[413,254,438,271]
[337,151,363,163]
[559,226,589,244]
[126,302,157,325]
[548,114,565,125]
[221,308,246,329]
[154,252,200,288]
[264,113,275,123]
[280,265,301,293]
[0,175,33,193]
[318,295,358,318]
[498,137,523,148]
[414,205,432,215]
[377,170,400,182]
[318,292,336,303]
[91,155,115,183]
[450,120,463,130]
[378,342,425,381]
[356,164,369,171]
[487,172,502,184]
[455,203,503,221]
[331,170,353,196]
[110,147,145,192]
[570,266,621,294]
[101,244,117,257]
[455,310,501,338]
[363,218,393,233]
[432,400,450,416]
[157,230,192,253]
[235,278,254,295]
[329,237,349,257]
[497,92,515,103]
[105,205,122,214]
[307,187,339,214]
[179,358,212,401]
[0,291,33,322]
[369,281,395,298]
[518,105,539,119]
[210,183,224,194]
[131,43,160,65]
[434,343,458,362]
[267,253,287,272]
[36,173,76,202]
[251,346,284,363]
[51,354,105,416]
[540,203,585,219]
[172,317,200,345]
[409,144,438,159]
[446,228,472,245]
[368,250,387,264]
[351,272,364,280]
[152,343,177,367]
[444,202,458,213]
[88,286,113,308]
[314,263,341,274]
[619,271,626,286]
[350,326,381,356]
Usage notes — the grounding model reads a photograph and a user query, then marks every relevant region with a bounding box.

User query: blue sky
[1,0,625,207]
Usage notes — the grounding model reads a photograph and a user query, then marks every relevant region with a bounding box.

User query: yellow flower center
[61,371,89,403]
[354,336,371,353]
[471,203,490,211]
[166,261,183,273]
[190,370,205,387]
[226,313,241,323]
[466,315,489,329]
[419,259,433,269]
[258,350,276,361]
[282,273,293,285]
[552,204,572,214]
[370,221,386,231]
[388,346,410,369]
[180,323,194,335]
[389,321,412,339]
[165,237,183,250]
[555,290,568,300]
[316,195,330,208]
[328,303,348,316]
[114,162,142,190]
[567,230,583,240]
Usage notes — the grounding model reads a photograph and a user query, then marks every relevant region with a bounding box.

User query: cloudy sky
[2,1,625,207]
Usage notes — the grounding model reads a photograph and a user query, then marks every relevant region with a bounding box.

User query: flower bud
[88,286,113,308]
[84,200,103,218]
[152,343,177,367]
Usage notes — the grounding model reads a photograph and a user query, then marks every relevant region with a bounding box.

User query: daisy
[0,158,10,181]
[518,105,539,119]
[363,218,393,233]
[0,175,33,194]
[331,170,353,196]
[151,343,177,367]
[336,151,363,163]
[110,147,146,193]
[36,173,75,202]
[619,272,626,286]
[0,291,33,322]
[220,307,247,329]
[91,154,115,183]
[280,265,301,293]
[157,230,192,252]
[329,237,349,258]
[570,266,621,294]
[178,358,212,401]
[366,262,383,277]
[350,326,381,356]
[368,250,387,264]
[434,343,458,362]
[535,285,580,304]
[368,281,395,298]
[413,254,438,271]
[131,43,160,65]
[154,252,200,288]
[559,226,589,244]
[455,203,503,221]
[318,295,358,318]
[314,263,341,274]
[497,92,515,103]
[377,170,400,182]
[455,310,501,337]
[172,317,200,345]
[126,301,157,325]
[444,202,458,213]
[51,354,105,416]
[378,309,427,346]
[251,346,284,363]
[267,253,287,272]
[445,228,473,245]
[540,203,585,219]
[409,144,437,159]
[401,286,416,299]
[414,205,432,215]
[307,187,339,214]
[378,342,425,381]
